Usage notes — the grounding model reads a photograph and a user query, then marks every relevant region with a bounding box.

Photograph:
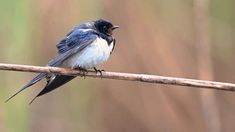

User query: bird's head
[94,19,119,36]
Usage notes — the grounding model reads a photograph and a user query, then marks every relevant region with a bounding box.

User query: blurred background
[0,0,235,131]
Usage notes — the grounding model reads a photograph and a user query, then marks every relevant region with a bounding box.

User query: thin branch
[0,63,235,92]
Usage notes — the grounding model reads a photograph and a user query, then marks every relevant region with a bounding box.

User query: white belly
[62,37,113,69]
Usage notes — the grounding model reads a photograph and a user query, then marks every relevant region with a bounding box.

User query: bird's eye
[103,26,108,31]
[103,26,108,33]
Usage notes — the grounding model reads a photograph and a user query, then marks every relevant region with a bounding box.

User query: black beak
[111,26,119,30]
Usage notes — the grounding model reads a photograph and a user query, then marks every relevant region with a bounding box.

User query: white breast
[62,37,114,69]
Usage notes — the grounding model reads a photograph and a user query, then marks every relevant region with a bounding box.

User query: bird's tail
[29,75,76,104]
[5,73,47,102]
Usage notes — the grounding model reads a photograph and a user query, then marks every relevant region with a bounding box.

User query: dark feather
[111,39,116,53]
[29,75,76,104]
[38,75,76,97]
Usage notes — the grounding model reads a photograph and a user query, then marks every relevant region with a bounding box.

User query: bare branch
[0,63,234,91]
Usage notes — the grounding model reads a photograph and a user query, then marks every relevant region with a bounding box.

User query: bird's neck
[97,32,114,45]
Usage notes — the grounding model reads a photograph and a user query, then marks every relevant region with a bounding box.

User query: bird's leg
[76,67,88,78]
[94,67,105,78]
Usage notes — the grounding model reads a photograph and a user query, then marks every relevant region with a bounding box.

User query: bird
[5,19,119,104]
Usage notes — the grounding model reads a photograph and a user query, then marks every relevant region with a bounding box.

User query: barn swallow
[6,19,118,104]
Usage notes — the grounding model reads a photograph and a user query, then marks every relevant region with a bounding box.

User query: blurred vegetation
[0,0,235,132]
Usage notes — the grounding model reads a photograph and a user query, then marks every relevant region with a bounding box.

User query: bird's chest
[68,37,113,69]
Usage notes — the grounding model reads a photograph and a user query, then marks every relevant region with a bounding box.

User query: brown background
[0,0,235,132]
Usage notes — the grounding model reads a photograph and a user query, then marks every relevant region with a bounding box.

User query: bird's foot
[94,67,105,78]
[76,67,88,78]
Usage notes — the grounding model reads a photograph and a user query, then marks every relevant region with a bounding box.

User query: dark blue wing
[56,23,96,53]
[48,29,97,66]
[56,30,96,53]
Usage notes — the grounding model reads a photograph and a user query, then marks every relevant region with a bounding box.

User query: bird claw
[94,67,105,78]
[76,67,88,78]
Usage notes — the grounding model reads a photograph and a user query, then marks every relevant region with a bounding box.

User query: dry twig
[0,63,234,92]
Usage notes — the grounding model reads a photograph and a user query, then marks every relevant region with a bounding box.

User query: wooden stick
[0,63,234,91]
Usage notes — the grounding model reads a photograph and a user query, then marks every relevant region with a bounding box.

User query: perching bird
[6,19,119,104]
